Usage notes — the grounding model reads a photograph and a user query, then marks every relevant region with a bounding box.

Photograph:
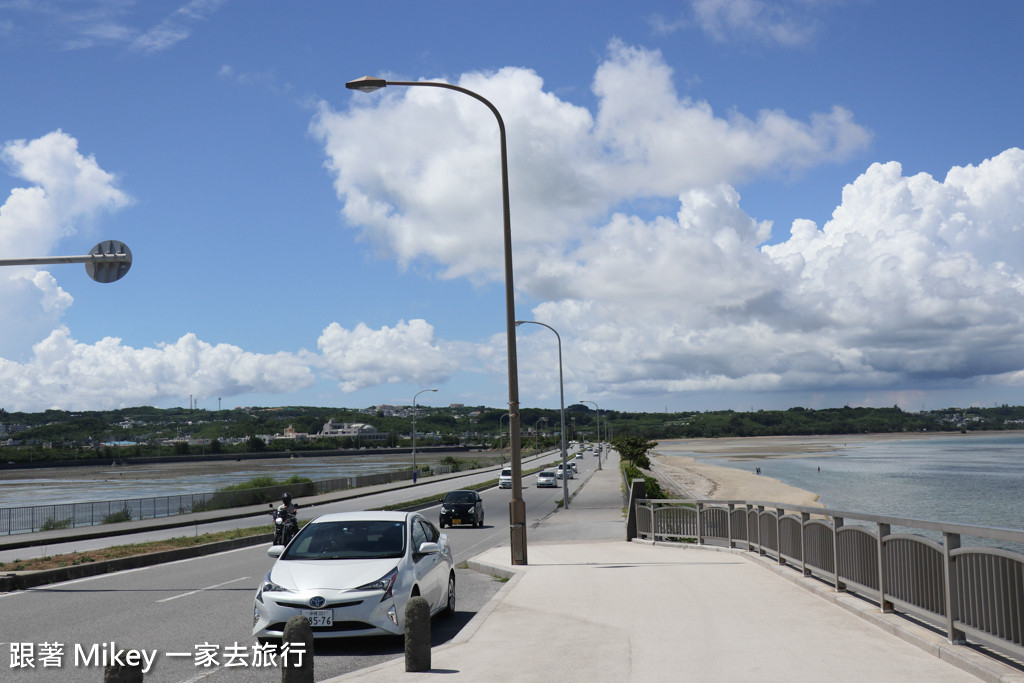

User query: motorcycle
[269,503,299,546]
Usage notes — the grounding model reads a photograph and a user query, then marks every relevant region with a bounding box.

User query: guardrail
[633,496,1024,664]
[0,466,455,535]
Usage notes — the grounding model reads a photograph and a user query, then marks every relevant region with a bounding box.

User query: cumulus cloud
[0,329,315,412]
[514,148,1024,402]
[313,42,870,288]
[8,46,1024,412]
[317,319,463,393]
[0,130,132,360]
[309,39,1024,407]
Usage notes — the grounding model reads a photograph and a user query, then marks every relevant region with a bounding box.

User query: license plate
[302,609,333,627]
[452,518,462,526]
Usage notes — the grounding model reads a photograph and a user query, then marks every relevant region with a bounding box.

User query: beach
[647,432,998,508]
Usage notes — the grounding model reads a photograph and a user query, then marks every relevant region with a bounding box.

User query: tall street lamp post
[516,320,569,508]
[347,76,527,564]
[579,400,602,470]
[411,388,438,483]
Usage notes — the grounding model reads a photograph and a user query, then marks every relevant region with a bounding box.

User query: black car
[439,489,485,528]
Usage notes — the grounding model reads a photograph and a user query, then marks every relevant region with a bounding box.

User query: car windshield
[282,520,406,561]
[444,491,476,504]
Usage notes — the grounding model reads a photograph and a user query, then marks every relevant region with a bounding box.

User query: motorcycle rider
[273,492,299,545]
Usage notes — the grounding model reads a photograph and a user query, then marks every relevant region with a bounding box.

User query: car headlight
[358,567,399,602]
[256,570,291,603]
[440,505,448,513]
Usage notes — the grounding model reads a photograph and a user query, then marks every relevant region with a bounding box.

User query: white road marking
[157,576,251,603]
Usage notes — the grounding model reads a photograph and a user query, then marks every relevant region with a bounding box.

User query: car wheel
[441,573,456,618]
[477,514,484,528]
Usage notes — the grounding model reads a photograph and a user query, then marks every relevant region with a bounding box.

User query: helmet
[282,492,292,505]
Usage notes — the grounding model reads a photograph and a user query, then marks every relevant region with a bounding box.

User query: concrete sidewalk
[333,453,1023,683]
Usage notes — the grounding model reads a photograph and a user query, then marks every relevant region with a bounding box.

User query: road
[0,449,605,682]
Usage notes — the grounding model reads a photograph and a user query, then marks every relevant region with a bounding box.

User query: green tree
[612,434,657,469]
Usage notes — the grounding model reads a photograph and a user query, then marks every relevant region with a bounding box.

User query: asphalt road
[0,450,601,682]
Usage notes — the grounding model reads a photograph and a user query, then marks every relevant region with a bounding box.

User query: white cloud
[515,147,1024,401]
[7,51,1024,412]
[0,329,315,412]
[312,42,870,288]
[0,0,227,52]
[690,0,824,47]
[0,130,132,359]
[317,319,463,393]
[131,0,228,54]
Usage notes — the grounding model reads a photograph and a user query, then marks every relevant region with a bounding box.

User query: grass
[0,525,274,573]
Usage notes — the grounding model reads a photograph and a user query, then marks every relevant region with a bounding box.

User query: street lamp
[579,400,602,470]
[411,388,438,483]
[0,240,133,283]
[347,76,527,565]
[534,416,547,451]
[516,319,569,508]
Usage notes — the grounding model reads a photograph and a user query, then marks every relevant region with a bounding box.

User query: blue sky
[2,0,1024,414]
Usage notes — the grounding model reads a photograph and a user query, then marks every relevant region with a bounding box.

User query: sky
[1,1,1023,415]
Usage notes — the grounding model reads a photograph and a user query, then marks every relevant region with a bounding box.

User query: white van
[498,467,513,489]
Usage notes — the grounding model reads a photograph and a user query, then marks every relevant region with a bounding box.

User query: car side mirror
[416,541,440,557]
[267,545,284,558]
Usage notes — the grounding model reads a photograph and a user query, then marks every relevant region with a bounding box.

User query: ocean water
[675,433,1024,535]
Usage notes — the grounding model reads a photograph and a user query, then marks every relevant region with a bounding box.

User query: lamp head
[346,76,387,93]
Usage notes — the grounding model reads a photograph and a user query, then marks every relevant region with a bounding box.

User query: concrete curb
[0,533,272,591]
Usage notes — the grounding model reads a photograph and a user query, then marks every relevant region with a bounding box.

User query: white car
[252,511,455,642]
[498,467,513,489]
[555,464,574,480]
[536,470,558,488]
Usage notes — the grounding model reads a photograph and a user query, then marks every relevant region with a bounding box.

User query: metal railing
[0,466,455,536]
[633,497,1024,663]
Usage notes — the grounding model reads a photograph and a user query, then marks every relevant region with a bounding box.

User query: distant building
[272,425,310,442]
[320,419,388,441]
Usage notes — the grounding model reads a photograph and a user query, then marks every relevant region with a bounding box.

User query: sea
[666,433,1024,542]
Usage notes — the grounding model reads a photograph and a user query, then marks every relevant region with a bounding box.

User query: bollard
[103,662,143,683]
[281,615,314,683]
[405,595,431,672]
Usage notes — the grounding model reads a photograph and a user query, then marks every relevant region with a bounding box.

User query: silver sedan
[253,510,455,642]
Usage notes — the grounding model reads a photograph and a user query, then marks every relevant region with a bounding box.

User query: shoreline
[648,431,1024,508]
